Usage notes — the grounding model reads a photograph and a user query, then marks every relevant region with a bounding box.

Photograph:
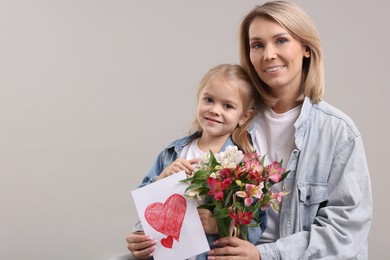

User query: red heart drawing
[144,193,187,248]
[160,236,174,249]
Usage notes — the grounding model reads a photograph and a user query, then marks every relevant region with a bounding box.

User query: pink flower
[235,183,264,206]
[243,152,259,162]
[244,158,264,183]
[233,165,246,179]
[229,210,253,226]
[207,177,232,201]
[267,161,285,183]
[272,190,289,203]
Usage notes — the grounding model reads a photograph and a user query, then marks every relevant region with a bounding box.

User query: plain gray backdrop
[0,0,388,259]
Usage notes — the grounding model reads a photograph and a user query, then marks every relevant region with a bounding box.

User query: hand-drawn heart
[160,235,174,249]
[144,193,187,248]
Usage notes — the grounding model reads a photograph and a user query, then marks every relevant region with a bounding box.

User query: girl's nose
[209,105,221,115]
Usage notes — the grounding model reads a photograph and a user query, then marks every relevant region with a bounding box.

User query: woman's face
[248,17,310,99]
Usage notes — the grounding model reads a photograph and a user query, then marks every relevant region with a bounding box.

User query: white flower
[217,145,244,168]
[210,172,217,179]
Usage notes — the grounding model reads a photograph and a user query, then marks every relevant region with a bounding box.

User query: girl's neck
[197,134,229,153]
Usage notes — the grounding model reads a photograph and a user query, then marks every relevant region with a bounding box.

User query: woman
[207,1,372,259]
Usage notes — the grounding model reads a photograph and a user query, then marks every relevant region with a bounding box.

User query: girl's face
[197,76,252,140]
[248,17,310,99]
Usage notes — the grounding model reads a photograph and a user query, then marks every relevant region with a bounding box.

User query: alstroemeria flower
[272,190,289,203]
[229,210,253,226]
[219,168,232,179]
[243,152,259,162]
[235,183,264,206]
[267,161,285,183]
[245,159,264,182]
[207,177,232,201]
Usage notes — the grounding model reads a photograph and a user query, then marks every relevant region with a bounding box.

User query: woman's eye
[251,42,263,49]
[276,38,287,44]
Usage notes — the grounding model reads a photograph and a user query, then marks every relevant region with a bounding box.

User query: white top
[253,105,301,243]
[180,138,204,160]
[180,138,205,260]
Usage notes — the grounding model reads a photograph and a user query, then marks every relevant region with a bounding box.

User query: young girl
[125,64,264,260]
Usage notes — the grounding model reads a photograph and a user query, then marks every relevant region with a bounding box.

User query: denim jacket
[253,97,372,259]
[133,132,266,259]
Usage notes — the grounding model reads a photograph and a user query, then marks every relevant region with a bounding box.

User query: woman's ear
[238,109,254,127]
[304,46,311,58]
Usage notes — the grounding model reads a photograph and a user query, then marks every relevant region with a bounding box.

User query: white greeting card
[131,171,210,260]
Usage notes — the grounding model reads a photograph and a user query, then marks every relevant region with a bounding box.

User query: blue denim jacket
[133,132,266,259]
[253,97,372,260]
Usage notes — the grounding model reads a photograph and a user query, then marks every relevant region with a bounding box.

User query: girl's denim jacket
[133,132,266,259]
[253,97,372,260]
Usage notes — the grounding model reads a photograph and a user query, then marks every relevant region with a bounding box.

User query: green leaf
[240,225,248,241]
[193,170,210,181]
[215,217,231,238]
[213,207,229,218]
[208,150,218,169]
[224,188,235,207]
[281,170,290,181]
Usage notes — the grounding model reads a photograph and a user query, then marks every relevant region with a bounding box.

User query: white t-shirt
[253,105,301,243]
[180,138,204,160]
[180,138,205,260]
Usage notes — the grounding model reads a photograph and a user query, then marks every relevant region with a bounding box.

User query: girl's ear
[238,109,254,127]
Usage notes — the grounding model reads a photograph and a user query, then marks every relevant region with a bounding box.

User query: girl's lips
[205,117,222,124]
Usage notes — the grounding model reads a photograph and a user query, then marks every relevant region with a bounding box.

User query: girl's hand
[125,231,157,259]
[157,158,199,180]
[198,208,218,234]
[207,236,261,260]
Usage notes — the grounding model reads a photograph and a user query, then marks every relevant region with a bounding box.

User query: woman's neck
[272,99,301,114]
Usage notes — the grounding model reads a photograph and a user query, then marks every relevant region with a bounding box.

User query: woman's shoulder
[312,99,360,136]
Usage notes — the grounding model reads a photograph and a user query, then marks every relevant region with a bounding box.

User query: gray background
[0,0,388,259]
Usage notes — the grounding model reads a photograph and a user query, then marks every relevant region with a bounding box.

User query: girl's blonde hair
[239,0,324,107]
[190,64,256,153]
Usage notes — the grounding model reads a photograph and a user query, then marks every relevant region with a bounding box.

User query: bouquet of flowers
[180,146,290,240]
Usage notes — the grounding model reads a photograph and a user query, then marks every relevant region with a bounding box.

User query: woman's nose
[263,44,277,61]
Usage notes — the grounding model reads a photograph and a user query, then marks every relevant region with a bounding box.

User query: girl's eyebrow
[250,32,289,42]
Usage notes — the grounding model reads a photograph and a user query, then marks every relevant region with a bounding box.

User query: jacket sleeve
[257,136,372,259]
[138,149,171,188]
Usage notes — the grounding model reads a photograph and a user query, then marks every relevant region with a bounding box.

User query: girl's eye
[224,104,234,110]
[204,97,213,103]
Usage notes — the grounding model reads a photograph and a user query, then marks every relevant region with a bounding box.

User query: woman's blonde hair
[239,0,324,107]
[190,64,256,153]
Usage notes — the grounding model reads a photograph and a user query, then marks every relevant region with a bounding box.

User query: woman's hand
[207,236,261,260]
[198,208,218,234]
[125,231,157,259]
[157,158,199,180]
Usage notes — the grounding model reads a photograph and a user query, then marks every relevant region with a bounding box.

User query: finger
[208,245,237,257]
[125,232,146,243]
[131,246,156,259]
[188,158,200,164]
[213,236,240,247]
